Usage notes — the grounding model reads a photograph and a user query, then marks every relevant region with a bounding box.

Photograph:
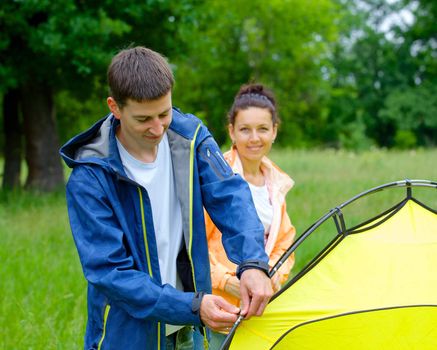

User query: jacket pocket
[199,141,233,180]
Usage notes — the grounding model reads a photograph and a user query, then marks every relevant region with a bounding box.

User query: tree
[327,0,437,149]
[0,0,188,191]
[0,1,126,190]
[2,89,22,189]
[173,0,340,146]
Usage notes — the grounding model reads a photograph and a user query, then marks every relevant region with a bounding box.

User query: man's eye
[137,117,150,122]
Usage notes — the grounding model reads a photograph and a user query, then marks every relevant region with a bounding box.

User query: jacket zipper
[134,123,206,350]
[137,188,154,276]
[200,145,231,181]
[137,187,161,350]
[188,124,202,291]
[213,149,229,172]
[189,125,209,349]
[97,304,111,350]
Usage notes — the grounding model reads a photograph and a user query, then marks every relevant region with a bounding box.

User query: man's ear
[107,97,121,119]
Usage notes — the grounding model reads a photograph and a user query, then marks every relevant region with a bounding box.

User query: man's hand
[200,294,240,332]
[239,269,273,319]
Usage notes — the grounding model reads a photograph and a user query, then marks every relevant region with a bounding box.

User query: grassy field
[269,148,437,273]
[1,148,436,349]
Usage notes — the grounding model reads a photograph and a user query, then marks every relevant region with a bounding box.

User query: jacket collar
[60,108,201,167]
[59,114,127,176]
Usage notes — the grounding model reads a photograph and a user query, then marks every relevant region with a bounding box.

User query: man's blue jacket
[60,108,268,350]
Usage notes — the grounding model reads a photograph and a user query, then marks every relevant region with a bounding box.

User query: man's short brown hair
[107,46,174,107]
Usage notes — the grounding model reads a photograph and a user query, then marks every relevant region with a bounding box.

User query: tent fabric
[229,199,437,350]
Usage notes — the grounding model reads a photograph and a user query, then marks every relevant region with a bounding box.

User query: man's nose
[150,118,165,135]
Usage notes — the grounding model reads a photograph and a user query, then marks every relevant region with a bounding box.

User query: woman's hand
[271,273,281,293]
[224,276,241,298]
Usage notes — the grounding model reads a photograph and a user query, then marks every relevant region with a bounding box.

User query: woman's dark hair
[228,83,279,125]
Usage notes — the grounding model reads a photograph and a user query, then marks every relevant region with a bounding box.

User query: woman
[205,83,296,349]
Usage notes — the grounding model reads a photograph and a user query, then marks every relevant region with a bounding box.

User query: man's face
[108,92,172,157]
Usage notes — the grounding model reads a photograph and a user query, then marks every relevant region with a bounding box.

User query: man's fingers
[240,290,270,318]
[245,294,265,318]
[213,304,239,323]
[200,295,240,331]
[204,309,238,330]
[239,286,250,317]
[254,297,269,316]
[239,269,274,319]
[215,297,240,314]
[207,319,235,331]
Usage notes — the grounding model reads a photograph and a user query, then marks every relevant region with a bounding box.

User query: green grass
[1,149,436,349]
[269,148,437,272]
[0,191,86,350]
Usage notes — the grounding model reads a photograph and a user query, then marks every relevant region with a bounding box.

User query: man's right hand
[199,294,240,332]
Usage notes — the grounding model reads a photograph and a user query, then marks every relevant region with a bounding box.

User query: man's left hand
[239,269,273,319]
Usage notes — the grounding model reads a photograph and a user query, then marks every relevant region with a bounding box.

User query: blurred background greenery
[0,0,436,192]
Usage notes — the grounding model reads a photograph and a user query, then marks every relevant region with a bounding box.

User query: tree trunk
[2,89,23,190]
[20,81,65,191]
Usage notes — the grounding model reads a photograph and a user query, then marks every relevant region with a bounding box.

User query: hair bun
[227,82,280,125]
[238,83,264,97]
[236,83,275,107]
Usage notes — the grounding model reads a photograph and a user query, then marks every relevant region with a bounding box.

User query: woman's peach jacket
[205,147,296,306]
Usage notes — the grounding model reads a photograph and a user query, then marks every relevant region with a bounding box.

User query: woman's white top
[248,182,273,245]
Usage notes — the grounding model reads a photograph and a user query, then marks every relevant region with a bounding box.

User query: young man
[60,46,273,350]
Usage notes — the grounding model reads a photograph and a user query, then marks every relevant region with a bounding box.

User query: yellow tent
[226,180,437,350]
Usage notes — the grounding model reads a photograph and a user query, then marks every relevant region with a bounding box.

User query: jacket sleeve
[66,166,201,326]
[197,136,269,267]
[269,203,296,285]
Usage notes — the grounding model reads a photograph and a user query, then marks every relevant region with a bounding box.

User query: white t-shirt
[116,134,183,288]
[248,182,273,245]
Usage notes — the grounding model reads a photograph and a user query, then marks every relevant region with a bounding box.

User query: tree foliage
[327,0,436,149]
[173,0,339,146]
[0,0,189,190]
[0,0,435,191]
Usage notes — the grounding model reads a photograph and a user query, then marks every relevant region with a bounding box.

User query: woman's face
[229,107,277,164]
